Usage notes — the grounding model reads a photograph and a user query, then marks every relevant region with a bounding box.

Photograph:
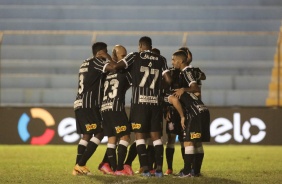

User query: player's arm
[200,72,206,80]
[198,68,206,80]
[101,50,137,71]
[173,82,200,99]
[162,70,172,90]
[173,69,200,98]
[161,57,172,89]
[96,51,122,72]
[168,95,186,129]
[125,71,132,91]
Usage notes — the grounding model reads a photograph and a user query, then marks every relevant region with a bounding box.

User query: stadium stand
[0,0,281,106]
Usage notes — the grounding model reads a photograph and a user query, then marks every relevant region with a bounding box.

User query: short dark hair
[173,50,187,62]
[151,48,160,55]
[139,36,152,48]
[92,42,107,56]
[179,46,192,62]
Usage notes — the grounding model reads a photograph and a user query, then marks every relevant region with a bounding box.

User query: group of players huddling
[72,36,210,178]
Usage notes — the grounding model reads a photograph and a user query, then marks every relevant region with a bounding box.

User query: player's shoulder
[80,57,93,67]
[127,51,138,56]
[84,56,95,62]
[158,54,167,61]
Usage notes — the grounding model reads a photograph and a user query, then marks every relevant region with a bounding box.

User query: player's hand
[181,116,185,129]
[165,111,171,121]
[97,50,111,60]
[173,88,185,99]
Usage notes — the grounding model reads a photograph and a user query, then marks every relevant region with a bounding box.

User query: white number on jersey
[139,66,159,89]
[78,74,84,94]
[103,79,119,100]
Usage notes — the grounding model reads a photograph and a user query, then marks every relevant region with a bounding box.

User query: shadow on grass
[88,175,241,184]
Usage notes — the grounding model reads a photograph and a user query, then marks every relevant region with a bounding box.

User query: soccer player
[151,47,160,55]
[163,67,182,176]
[178,47,206,98]
[172,50,209,177]
[100,45,134,176]
[126,47,162,176]
[163,47,208,176]
[178,47,210,176]
[72,42,117,175]
[100,36,172,177]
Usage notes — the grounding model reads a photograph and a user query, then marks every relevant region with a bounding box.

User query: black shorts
[166,106,182,135]
[75,107,103,135]
[101,110,131,138]
[182,113,202,142]
[200,110,211,142]
[130,104,163,133]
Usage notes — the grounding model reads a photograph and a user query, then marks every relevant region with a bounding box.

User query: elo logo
[18,108,55,145]
[210,113,266,143]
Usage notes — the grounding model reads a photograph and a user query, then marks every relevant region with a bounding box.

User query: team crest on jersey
[85,123,97,131]
[148,62,152,67]
[190,132,201,139]
[131,123,141,129]
[115,126,127,134]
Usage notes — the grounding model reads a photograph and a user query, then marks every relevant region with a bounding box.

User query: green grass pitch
[0,145,281,184]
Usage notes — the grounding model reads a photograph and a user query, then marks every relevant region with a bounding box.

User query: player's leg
[146,137,156,175]
[165,133,176,175]
[73,134,90,175]
[179,114,202,177]
[149,105,165,177]
[98,151,111,174]
[75,135,89,165]
[77,132,103,166]
[179,141,195,177]
[100,111,118,174]
[116,135,131,175]
[73,108,103,175]
[150,131,164,177]
[135,132,151,176]
[130,104,151,177]
[73,109,89,166]
[106,136,117,172]
[114,110,132,175]
[124,141,138,169]
[192,110,210,176]
[193,141,204,176]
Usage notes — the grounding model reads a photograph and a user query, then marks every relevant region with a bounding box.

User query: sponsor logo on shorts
[115,125,127,134]
[190,132,201,139]
[85,123,97,131]
[131,123,141,129]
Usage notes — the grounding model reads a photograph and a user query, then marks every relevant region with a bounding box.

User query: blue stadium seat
[0,0,281,106]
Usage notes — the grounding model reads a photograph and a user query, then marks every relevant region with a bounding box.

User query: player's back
[128,50,168,105]
[74,57,107,109]
[101,70,132,112]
